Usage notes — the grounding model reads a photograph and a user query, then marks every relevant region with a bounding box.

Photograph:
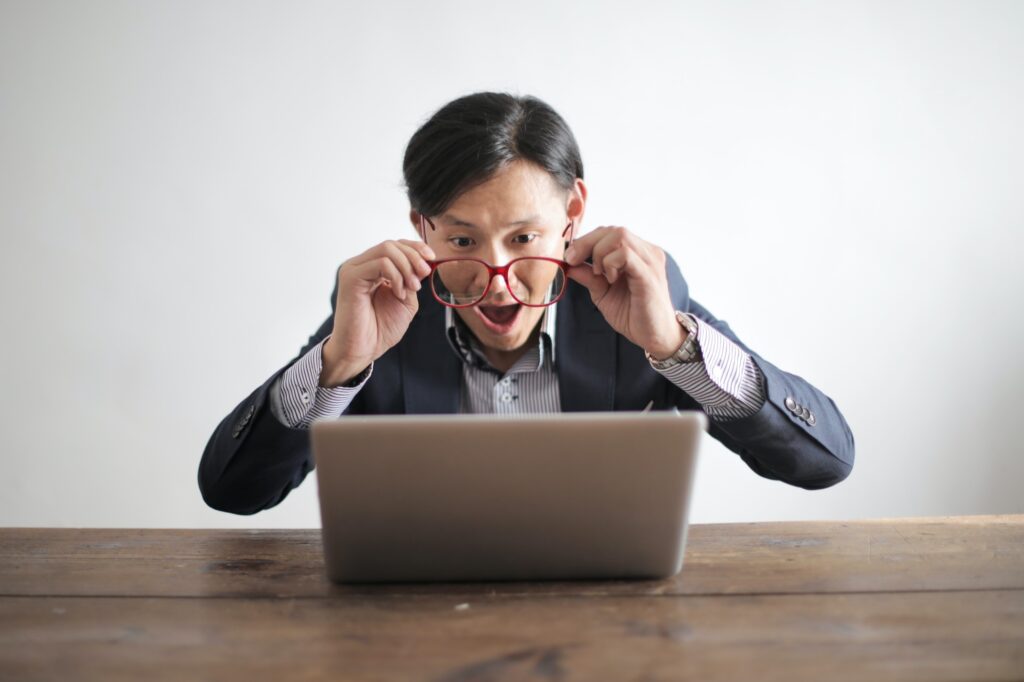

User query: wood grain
[1,516,1021,598]
[2,516,1021,681]
[1,591,1021,682]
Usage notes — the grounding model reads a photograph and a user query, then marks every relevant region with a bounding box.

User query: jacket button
[800,407,810,420]
[807,413,816,426]
[234,404,255,435]
[239,404,255,426]
[785,397,797,411]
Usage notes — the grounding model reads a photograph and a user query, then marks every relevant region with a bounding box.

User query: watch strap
[645,311,701,369]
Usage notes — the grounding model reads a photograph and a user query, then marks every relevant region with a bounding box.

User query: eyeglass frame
[417,214,576,309]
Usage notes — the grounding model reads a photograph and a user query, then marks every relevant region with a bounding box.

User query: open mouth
[474,302,522,334]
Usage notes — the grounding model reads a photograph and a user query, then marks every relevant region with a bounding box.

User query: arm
[663,257,855,490]
[565,227,856,491]
[199,238,434,515]
[659,251,851,485]
[268,336,372,428]
[689,297,854,489]
[198,272,345,515]
[650,313,767,421]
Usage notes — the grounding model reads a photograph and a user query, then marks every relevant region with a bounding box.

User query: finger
[350,239,428,274]
[351,257,408,301]
[591,226,635,277]
[380,241,423,293]
[563,226,609,266]
[392,240,433,284]
[396,239,436,267]
[566,264,610,302]
[600,245,631,284]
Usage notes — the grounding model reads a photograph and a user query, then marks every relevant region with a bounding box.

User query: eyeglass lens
[431,258,566,307]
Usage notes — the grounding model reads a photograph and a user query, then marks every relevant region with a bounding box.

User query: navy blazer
[199,255,855,515]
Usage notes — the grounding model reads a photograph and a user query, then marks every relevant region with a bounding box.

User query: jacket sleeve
[198,268,341,515]
[664,254,856,490]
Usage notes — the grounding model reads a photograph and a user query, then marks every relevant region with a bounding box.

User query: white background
[2,1,1021,528]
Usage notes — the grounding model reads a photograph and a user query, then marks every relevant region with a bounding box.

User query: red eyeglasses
[418,215,575,308]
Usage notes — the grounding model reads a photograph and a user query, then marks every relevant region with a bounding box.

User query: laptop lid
[311,410,706,583]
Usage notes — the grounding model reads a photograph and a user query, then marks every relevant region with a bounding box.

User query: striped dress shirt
[269,303,767,427]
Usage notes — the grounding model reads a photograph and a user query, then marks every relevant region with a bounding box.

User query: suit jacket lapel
[399,282,617,414]
[556,281,617,412]
[400,288,461,414]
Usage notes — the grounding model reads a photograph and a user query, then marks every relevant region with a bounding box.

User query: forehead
[439,160,564,229]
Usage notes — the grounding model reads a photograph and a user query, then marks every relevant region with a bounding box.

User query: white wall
[2,0,1021,528]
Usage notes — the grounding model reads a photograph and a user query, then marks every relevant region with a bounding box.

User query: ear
[564,178,588,245]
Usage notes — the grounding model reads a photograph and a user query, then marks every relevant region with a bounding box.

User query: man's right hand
[320,239,435,387]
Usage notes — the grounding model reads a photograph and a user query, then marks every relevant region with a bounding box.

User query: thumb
[566,264,610,301]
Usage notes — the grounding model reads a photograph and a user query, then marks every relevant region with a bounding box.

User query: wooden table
[1,515,1022,681]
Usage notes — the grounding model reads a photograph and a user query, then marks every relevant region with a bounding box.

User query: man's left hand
[564,226,685,360]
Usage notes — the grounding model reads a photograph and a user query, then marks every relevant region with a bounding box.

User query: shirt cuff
[651,313,767,421]
[269,335,372,428]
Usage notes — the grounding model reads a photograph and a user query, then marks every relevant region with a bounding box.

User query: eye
[513,234,538,245]
[448,236,474,248]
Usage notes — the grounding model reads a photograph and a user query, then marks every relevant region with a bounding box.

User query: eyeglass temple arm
[419,214,436,242]
[562,219,575,248]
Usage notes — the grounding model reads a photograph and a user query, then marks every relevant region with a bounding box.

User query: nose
[474,245,515,303]
[484,270,515,304]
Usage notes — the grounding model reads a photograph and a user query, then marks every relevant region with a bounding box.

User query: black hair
[402,92,584,218]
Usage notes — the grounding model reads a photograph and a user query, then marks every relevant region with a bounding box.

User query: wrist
[646,324,687,361]
[645,308,689,360]
[645,311,701,368]
[320,338,372,388]
[320,365,370,388]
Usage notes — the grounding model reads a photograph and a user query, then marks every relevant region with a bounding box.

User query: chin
[485,331,530,351]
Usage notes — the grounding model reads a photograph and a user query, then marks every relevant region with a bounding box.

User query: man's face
[415,160,583,353]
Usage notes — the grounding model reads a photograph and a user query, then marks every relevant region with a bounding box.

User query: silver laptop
[310,410,707,583]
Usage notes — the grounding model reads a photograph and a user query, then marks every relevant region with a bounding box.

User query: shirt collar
[445,303,557,373]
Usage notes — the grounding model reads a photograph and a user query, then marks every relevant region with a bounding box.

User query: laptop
[310,410,707,583]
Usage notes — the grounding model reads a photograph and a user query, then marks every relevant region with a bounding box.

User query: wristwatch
[645,311,701,369]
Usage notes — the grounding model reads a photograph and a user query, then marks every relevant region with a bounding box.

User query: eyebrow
[440,213,541,229]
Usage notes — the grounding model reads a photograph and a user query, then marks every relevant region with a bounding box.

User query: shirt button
[501,377,511,386]
[300,389,311,405]
[712,363,723,380]
[501,393,513,403]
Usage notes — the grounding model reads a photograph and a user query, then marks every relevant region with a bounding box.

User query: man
[199,92,855,515]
